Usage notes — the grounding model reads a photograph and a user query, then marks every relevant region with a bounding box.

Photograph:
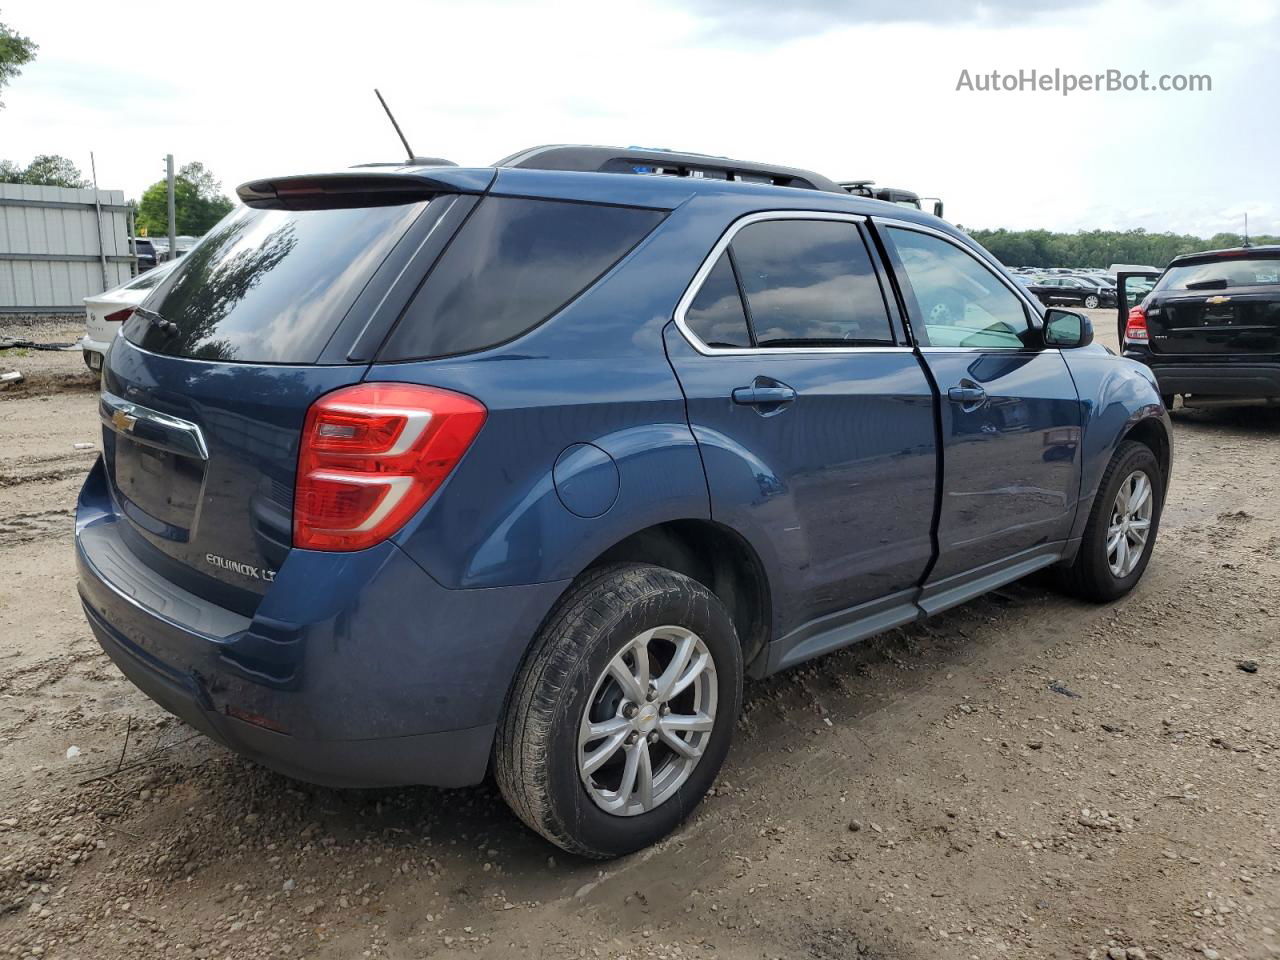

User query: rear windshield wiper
[1184,278,1230,290]
[133,305,180,336]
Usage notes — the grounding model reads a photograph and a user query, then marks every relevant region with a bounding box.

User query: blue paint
[75,163,1170,789]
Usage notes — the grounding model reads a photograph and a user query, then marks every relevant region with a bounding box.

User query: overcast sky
[3,0,1277,236]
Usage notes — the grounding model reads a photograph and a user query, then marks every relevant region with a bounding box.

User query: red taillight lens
[294,383,486,551]
[103,307,135,324]
[1124,305,1149,343]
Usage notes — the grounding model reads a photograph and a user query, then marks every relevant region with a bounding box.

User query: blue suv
[76,146,1171,858]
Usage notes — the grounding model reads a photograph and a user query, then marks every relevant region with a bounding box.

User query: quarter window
[729,219,894,347]
[684,252,752,348]
[381,197,665,360]
[887,228,1031,350]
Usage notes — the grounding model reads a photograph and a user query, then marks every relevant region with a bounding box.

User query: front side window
[887,228,1031,349]
[728,219,894,347]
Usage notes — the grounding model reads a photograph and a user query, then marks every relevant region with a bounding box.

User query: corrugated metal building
[0,182,133,314]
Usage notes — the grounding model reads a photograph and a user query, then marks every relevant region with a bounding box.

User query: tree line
[963,226,1278,270]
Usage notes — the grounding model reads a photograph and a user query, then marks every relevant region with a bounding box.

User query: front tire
[1084,294,1100,309]
[1059,440,1163,602]
[495,563,743,859]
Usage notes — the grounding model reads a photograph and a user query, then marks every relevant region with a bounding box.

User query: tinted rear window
[731,219,894,346]
[380,196,664,360]
[123,201,428,363]
[1159,257,1280,290]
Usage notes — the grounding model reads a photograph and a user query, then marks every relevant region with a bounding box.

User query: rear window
[379,196,665,360]
[730,219,894,347]
[123,201,429,363]
[1159,257,1280,290]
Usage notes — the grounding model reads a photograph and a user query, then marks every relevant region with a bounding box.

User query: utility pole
[88,151,109,290]
[165,154,177,262]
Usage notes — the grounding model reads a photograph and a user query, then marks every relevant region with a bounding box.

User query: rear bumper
[75,459,568,788]
[80,336,110,371]
[81,597,497,787]
[1123,352,1280,397]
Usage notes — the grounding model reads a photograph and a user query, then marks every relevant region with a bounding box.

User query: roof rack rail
[351,157,458,169]
[495,144,845,194]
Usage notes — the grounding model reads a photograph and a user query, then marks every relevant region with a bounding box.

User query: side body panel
[1060,347,1171,545]
[663,327,937,641]
[376,192,720,590]
[916,348,1083,580]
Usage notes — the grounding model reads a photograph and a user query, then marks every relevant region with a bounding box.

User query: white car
[80,261,179,372]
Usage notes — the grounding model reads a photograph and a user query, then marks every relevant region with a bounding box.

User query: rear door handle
[732,384,797,406]
[947,382,987,407]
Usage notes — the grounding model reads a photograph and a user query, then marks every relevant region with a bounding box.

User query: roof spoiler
[237,169,494,210]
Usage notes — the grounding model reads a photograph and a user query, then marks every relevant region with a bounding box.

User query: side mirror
[1043,308,1093,349]
[930,200,944,218]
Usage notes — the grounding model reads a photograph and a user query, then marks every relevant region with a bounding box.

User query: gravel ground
[1,313,1277,960]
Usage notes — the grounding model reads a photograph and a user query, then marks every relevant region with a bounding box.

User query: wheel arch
[1118,415,1172,495]
[578,519,773,669]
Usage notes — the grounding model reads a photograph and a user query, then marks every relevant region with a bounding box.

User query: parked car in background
[154,235,198,263]
[80,261,178,372]
[1122,245,1280,408]
[131,237,158,271]
[75,145,1171,858]
[1109,263,1160,277]
[1027,275,1118,309]
[1075,273,1117,290]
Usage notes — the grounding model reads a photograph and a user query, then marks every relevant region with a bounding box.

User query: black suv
[1122,246,1280,407]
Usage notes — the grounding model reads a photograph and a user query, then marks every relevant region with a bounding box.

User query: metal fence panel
[0,182,133,313]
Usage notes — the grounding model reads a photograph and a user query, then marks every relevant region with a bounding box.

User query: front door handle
[732,384,797,406]
[947,381,987,408]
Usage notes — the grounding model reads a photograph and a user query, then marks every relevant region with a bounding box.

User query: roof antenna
[1243,212,1251,248]
[375,88,415,163]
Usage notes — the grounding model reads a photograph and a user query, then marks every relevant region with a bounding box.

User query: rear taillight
[1124,305,1149,344]
[103,307,135,324]
[294,383,486,551]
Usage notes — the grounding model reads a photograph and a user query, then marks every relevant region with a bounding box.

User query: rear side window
[730,220,894,347]
[380,197,665,360]
[684,252,751,348]
[124,202,429,363]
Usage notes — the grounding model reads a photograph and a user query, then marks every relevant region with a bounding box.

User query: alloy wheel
[1107,469,1153,578]
[578,626,718,817]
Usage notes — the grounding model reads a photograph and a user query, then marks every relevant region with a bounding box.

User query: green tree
[0,153,90,187]
[967,227,1280,269]
[0,10,36,109]
[135,161,236,236]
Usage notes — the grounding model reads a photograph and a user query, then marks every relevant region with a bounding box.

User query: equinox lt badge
[206,553,276,583]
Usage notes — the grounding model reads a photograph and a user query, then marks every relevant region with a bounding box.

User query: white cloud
[2,0,1275,236]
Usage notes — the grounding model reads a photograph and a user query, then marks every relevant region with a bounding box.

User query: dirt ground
[1,314,1277,960]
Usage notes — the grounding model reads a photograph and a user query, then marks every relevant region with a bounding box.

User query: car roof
[238,161,961,236]
[1167,245,1280,266]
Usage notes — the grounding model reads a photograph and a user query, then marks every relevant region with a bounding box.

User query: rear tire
[495,563,743,859]
[1058,440,1163,602]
